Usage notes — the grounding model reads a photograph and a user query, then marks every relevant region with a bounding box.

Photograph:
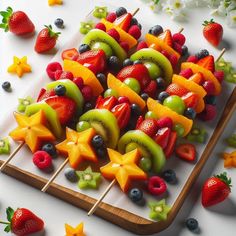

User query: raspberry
[128,25,141,40]
[137,41,148,50]
[55,70,74,80]
[106,12,117,22]
[73,77,84,90]
[144,80,157,98]
[118,96,130,104]
[203,80,215,95]
[148,176,167,195]
[161,50,170,59]
[187,55,198,63]
[169,54,178,67]
[172,33,186,46]
[81,85,93,101]
[46,62,62,80]
[107,28,120,41]
[95,22,106,31]
[198,104,216,121]
[179,68,193,78]
[173,42,182,54]
[156,117,173,129]
[214,70,224,83]
[120,41,129,53]
[33,151,52,170]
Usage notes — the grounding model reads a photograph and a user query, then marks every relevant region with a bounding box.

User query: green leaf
[0,23,6,29]
[6,6,13,13]
[4,224,11,233]
[6,207,14,222]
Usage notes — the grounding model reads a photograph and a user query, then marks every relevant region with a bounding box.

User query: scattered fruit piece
[175,143,196,162]
[148,199,171,221]
[2,81,11,91]
[54,18,64,28]
[80,21,94,34]
[42,143,57,157]
[222,151,236,168]
[65,222,85,236]
[93,6,108,18]
[8,56,31,78]
[161,169,177,184]
[128,188,143,203]
[148,176,167,196]
[33,150,52,170]
[48,0,63,6]
[226,134,236,148]
[187,126,207,143]
[17,96,34,113]
[64,167,78,182]
[61,48,79,61]
[0,137,10,155]
[185,218,199,232]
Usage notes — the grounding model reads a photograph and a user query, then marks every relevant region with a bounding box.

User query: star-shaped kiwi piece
[226,134,236,148]
[76,166,101,189]
[148,199,171,221]
[17,96,34,113]
[0,137,10,155]
[93,6,108,19]
[79,21,94,35]
[187,125,207,143]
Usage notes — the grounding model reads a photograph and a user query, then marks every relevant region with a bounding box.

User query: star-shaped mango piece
[223,151,236,168]
[148,199,171,221]
[48,0,63,6]
[7,56,31,78]
[65,222,85,236]
[9,110,55,153]
[56,128,97,169]
[100,148,147,192]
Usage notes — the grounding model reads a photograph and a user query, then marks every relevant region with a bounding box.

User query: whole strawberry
[0,207,44,235]
[0,7,35,35]
[35,25,60,53]
[202,172,232,207]
[203,19,223,47]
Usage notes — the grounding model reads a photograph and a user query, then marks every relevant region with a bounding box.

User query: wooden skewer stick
[216,48,226,62]
[132,8,140,17]
[41,158,69,192]
[178,27,184,33]
[88,179,117,216]
[0,142,25,172]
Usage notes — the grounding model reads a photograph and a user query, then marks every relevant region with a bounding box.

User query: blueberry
[137,23,142,30]
[64,167,78,182]
[96,147,108,159]
[78,44,91,54]
[130,103,142,117]
[133,60,142,65]
[149,25,163,36]
[108,56,121,72]
[141,93,149,101]
[156,77,165,90]
[184,107,196,119]
[130,17,138,25]
[83,102,93,112]
[97,73,106,85]
[2,81,11,91]
[181,45,188,56]
[92,135,104,148]
[55,84,66,96]
[158,91,169,103]
[185,218,199,231]
[42,143,57,157]
[116,7,127,17]
[128,188,143,202]
[162,169,177,184]
[205,95,216,105]
[54,18,64,28]
[195,49,209,59]
[123,58,134,67]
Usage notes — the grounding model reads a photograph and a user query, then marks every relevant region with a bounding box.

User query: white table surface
[0,0,236,235]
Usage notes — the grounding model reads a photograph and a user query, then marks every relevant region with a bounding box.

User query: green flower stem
[0,221,9,225]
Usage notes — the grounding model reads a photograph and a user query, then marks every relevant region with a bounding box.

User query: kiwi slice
[79,109,119,149]
[82,29,127,62]
[130,48,173,84]
[118,130,166,173]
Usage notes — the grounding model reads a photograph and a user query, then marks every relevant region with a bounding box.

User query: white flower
[184,0,209,7]
[226,9,236,27]
[149,0,164,12]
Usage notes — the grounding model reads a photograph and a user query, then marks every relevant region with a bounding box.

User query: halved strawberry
[95,95,118,110]
[164,131,177,158]
[154,127,171,149]
[45,96,76,125]
[111,103,130,129]
[158,30,173,47]
[117,64,151,90]
[197,55,215,72]
[61,48,79,61]
[137,118,158,138]
[77,49,106,74]
[175,143,196,162]
[182,92,199,109]
[37,88,55,102]
[166,83,188,97]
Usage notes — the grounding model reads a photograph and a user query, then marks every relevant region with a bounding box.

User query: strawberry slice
[61,48,79,61]
[175,143,196,162]
[158,30,173,47]
[154,127,171,149]
[77,49,106,74]
[182,92,199,109]
[164,131,177,158]
[111,103,130,129]
[137,118,158,138]
[166,83,188,97]
[95,95,118,110]
[113,13,132,32]
[117,64,151,90]
[37,88,56,102]
[45,96,76,125]
[197,55,215,72]
[136,115,144,129]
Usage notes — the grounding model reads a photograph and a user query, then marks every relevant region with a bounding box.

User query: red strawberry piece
[137,41,148,50]
[166,83,188,96]
[172,33,186,46]
[34,25,60,53]
[187,55,199,63]
[175,143,196,162]
[95,95,118,110]
[156,117,173,129]
[182,92,199,109]
[81,85,93,101]
[118,96,130,104]
[148,176,167,195]
[0,7,35,35]
[37,88,56,102]
[214,70,224,83]
[33,150,52,169]
[203,80,215,95]
[46,62,62,80]
[136,115,144,129]
[95,22,106,31]
[158,30,173,47]
[1,207,44,236]
[164,131,177,158]
[203,19,223,47]
[201,172,231,207]
[117,64,151,90]
[197,55,215,72]
[169,54,178,67]
[61,48,79,61]
[128,25,141,40]
[77,49,106,74]
[154,127,171,149]
[179,68,193,78]
[106,12,117,22]
[120,41,129,53]
[107,28,120,41]
[111,103,130,129]
[173,42,182,54]
[73,77,84,90]
[45,96,77,125]
[144,80,157,98]
[161,50,170,59]
[55,70,74,81]
[137,118,158,137]
[114,13,132,32]
[198,104,216,121]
